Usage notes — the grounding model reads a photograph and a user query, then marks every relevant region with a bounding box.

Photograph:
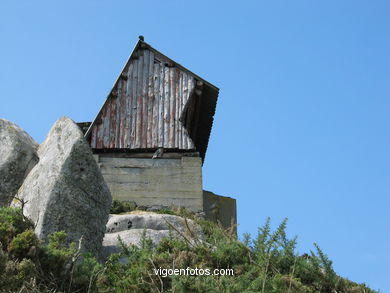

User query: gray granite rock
[102,212,203,260]
[0,119,38,206]
[105,212,202,235]
[102,229,171,260]
[15,117,112,256]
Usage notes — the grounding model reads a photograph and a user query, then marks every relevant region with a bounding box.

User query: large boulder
[0,119,38,206]
[14,117,112,256]
[102,229,171,260]
[102,212,203,260]
[105,212,203,235]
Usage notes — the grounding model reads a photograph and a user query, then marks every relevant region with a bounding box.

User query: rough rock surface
[15,117,112,256]
[102,212,203,259]
[102,229,171,260]
[0,119,38,206]
[105,212,202,234]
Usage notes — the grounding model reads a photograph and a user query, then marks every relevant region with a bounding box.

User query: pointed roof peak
[85,38,219,163]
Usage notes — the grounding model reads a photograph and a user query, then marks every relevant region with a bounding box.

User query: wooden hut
[85,38,219,163]
[80,38,235,229]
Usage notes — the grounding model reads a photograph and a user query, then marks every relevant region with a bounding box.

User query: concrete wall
[203,191,236,231]
[95,154,204,212]
[94,153,237,230]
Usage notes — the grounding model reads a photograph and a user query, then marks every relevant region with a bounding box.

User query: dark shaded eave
[195,85,219,163]
[85,39,219,164]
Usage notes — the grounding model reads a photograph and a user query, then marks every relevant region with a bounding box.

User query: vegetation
[0,206,377,293]
[110,200,137,214]
[110,199,178,215]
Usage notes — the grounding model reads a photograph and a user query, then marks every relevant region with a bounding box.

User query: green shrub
[93,217,378,293]
[110,199,137,214]
[0,206,379,293]
[70,253,104,292]
[8,229,39,260]
[0,207,33,248]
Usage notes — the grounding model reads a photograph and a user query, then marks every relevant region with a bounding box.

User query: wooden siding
[89,48,196,150]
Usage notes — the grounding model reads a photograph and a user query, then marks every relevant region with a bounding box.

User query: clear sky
[1,1,389,291]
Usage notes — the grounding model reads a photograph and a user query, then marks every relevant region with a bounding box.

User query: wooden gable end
[88,45,197,150]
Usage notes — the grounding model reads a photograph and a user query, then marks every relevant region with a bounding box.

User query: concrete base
[93,153,237,230]
[95,154,204,212]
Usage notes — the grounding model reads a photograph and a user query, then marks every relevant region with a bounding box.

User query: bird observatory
[78,37,236,229]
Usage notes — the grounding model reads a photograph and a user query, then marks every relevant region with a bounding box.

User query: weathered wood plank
[182,73,188,149]
[125,63,134,147]
[169,68,176,148]
[119,78,126,148]
[135,54,144,148]
[115,79,121,148]
[187,77,195,149]
[122,68,129,148]
[178,71,183,149]
[174,69,179,149]
[163,66,170,148]
[91,125,97,148]
[158,63,165,146]
[102,104,110,148]
[141,50,149,148]
[118,79,126,148]
[152,62,159,148]
[147,50,154,148]
[109,86,117,148]
[96,120,103,148]
[130,59,138,148]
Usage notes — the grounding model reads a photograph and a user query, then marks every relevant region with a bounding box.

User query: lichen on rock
[0,119,38,206]
[14,117,112,257]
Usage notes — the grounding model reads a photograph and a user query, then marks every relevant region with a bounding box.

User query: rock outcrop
[15,117,112,256]
[0,119,38,206]
[102,212,203,259]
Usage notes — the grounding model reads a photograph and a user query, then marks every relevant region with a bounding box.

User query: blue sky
[1,1,389,291]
